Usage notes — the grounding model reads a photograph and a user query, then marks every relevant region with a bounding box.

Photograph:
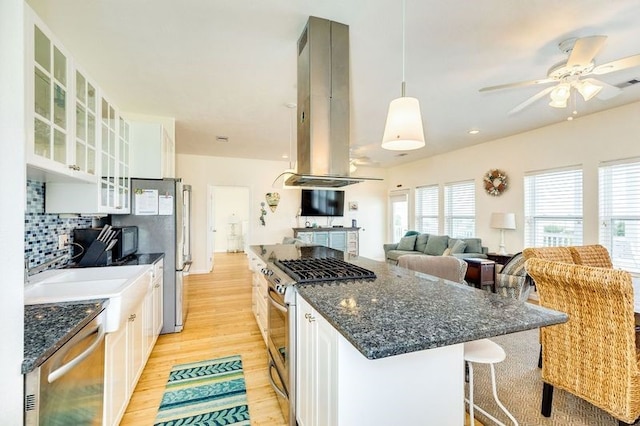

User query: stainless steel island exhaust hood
[285,16,381,188]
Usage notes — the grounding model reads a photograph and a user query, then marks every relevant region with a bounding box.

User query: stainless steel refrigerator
[113,178,192,333]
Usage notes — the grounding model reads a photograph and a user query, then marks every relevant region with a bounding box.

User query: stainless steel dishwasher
[24,310,106,425]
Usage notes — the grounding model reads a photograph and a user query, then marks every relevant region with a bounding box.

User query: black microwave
[73,226,138,264]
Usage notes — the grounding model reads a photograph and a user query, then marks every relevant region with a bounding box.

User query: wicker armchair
[569,244,614,268]
[525,258,640,425]
[397,255,468,284]
[522,246,574,263]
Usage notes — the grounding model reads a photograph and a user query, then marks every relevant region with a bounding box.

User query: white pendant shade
[381,96,425,151]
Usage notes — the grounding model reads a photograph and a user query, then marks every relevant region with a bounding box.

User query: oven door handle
[267,287,288,313]
[48,322,106,383]
[268,358,288,400]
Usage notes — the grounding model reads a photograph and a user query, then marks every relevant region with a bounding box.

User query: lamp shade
[381,96,425,151]
[490,212,516,230]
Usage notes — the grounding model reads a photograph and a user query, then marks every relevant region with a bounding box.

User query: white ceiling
[27,0,640,168]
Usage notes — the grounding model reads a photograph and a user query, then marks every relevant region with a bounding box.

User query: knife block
[78,240,112,267]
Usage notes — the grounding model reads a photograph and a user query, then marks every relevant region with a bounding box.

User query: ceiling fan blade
[585,78,623,100]
[479,78,555,92]
[592,54,640,75]
[508,86,556,115]
[566,35,607,68]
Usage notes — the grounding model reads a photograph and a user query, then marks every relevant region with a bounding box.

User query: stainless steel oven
[264,268,296,426]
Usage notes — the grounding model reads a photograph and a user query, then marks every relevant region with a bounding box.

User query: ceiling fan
[480,35,640,114]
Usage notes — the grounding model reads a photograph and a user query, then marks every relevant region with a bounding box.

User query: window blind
[599,159,640,273]
[524,168,583,247]
[415,185,438,234]
[444,180,475,238]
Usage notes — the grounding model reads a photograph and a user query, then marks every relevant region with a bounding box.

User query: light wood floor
[120,252,285,425]
[120,252,480,426]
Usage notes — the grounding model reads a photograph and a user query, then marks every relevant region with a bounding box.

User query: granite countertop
[23,299,108,374]
[251,244,568,360]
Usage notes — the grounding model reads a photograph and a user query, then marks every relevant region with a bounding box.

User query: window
[599,158,640,273]
[415,185,438,234]
[524,167,583,247]
[444,180,475,238]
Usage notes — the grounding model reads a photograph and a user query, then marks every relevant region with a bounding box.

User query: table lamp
[490,212,516,255]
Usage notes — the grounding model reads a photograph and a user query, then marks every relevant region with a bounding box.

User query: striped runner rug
[154,355,250,426]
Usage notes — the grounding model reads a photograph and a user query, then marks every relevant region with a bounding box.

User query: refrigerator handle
[179,260,192,273]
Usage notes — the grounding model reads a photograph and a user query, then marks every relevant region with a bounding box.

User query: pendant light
[381,0,425,151]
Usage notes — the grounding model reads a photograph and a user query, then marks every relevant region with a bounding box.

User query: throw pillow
[404,230,420,237]
[463,238,482,254]
[424,235,449,256]
[415,234,429,253]
[450,240,467,254]
[397,235,417,251]
[442,248,452,256]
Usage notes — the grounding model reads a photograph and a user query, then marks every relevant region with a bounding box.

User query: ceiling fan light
[577,80,603,101]
[550,83,571,103]
[381,96,425,151]
[549,98,568,108]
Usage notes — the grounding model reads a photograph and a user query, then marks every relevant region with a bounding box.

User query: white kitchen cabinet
[25,9,96,183]
[129,121,175,179]
[103,268,159,426]
[126,302,145,394]
[151,259,164,340]
[295,292,465,425]
[296,296,338,426]
[249,252,268,344]
[104,319,127,426]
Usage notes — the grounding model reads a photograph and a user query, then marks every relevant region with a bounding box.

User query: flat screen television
[301,189,345,217]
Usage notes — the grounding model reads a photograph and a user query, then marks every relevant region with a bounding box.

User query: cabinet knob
[129,314,136,321]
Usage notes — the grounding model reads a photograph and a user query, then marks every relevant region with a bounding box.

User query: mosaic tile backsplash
[25,180,94,270]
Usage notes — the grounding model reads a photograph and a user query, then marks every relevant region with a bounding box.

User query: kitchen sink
[25,265,152,332]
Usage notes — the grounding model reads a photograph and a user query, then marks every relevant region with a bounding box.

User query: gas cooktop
[274,257,376,284]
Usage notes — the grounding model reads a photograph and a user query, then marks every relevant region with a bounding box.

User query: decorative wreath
[483,169,508,196]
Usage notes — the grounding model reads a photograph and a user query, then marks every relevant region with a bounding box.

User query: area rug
[154,355,250,426]
[467,328,639,425]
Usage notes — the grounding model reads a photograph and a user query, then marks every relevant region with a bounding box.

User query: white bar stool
[464,339,518,426]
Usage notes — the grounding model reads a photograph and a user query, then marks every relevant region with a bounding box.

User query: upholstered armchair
[494,252,532,300]
[397,255,468,284]
[526,259,640,425]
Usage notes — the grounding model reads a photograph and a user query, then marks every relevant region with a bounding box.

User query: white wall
[176,154,388,271]
[387,101,640,255]
[0,0,25,421]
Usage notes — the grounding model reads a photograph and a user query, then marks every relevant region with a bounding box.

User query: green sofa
[383,232,488,263]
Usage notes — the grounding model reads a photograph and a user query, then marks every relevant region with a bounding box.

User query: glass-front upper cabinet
[75,69,97,176]
[31,21,69,167]
[26,9,96,182]
[118,117,130,211]
[101,97,117,210]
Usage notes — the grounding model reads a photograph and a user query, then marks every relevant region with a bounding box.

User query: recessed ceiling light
[282,154,289,159]
[215,136,229,142]
[468,129,480,135]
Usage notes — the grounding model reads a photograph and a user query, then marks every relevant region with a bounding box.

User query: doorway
[207,185,250,271]
[389,190,410,242]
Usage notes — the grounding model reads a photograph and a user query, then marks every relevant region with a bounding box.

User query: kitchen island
[252,244,567,425]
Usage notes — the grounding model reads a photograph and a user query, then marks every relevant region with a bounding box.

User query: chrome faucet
[25,253,68,279]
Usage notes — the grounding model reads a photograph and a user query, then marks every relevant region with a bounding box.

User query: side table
[463,258,496,292]
[486,253,514,266]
